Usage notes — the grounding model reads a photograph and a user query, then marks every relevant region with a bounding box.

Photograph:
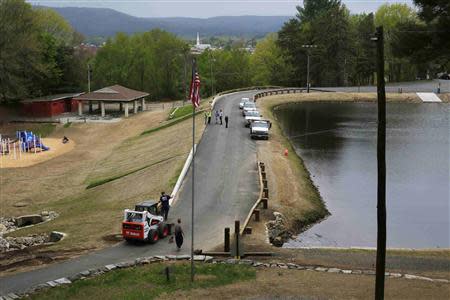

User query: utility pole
[372,26,387,300]
[184,53,188,106]
[301,45,317,93]
[87,64,92,113]
[87,64,91,93]
[209,51,215,96]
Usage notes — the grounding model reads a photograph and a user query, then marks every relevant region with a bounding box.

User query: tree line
[0,0,90,103]
[1,0,447,103]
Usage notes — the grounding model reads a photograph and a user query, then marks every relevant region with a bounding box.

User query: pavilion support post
[141,98,146,111]
[124,103,129,117]
[89,102,93,113]
[119,103,123,112]
[78,101,83,116]
[100,101,105,117]
[133,100,138,114]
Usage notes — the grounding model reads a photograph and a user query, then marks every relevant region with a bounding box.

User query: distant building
[21,93,83,118]
[74,43,100,56]
[191,32,213,54]
[74,85,149,118]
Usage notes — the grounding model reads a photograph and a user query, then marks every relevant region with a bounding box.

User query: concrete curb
[7,256,448,299]
[170,144,197,206]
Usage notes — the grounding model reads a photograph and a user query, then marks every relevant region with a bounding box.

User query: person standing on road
[174,218,184,250]
[204,111,208,124]
[215,110,219,124]
[225,115,229,128]
[159,192,171,220]
[219,109,223,125]
[207,110,212,124]
[214,109,219,124]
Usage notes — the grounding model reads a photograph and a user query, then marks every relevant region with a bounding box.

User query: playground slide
[17,131,50,152]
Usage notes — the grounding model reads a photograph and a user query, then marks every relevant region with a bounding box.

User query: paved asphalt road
[0,91,260,295]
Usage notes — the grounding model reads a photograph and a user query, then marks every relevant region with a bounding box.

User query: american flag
[189,71,201,108]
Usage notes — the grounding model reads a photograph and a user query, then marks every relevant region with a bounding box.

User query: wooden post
[263,180,268,189]
[263,188,269,199]
[224,227,230,252]
[262,172,266,180]
[253,209,260,222]
[234,220,240,259]
[261,198,268,209]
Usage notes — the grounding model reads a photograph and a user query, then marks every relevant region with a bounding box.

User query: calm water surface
[274,102,449,248]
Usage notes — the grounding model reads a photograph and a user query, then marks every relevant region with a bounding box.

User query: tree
[93,30,188,100]
[349,13,376,86]
[277,0,354,87]
[0,0,43,101]
[392,0,450,75]
[250,33,292,86]
[375,3,419,81]
[34,8,76,46]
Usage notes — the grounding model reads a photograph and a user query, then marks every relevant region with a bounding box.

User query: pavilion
[74,85,149,118]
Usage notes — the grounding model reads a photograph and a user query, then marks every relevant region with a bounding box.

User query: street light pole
[209,51,215,96]
[301,45,317,93]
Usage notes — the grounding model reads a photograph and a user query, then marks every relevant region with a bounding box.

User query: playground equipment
[16,131,49,152]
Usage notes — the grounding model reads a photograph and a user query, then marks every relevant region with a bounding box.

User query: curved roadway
[0,91,260,295]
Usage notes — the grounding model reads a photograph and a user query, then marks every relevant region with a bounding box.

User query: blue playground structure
[16,131,50,152]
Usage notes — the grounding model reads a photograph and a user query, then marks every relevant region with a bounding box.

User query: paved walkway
[0,91,260,295]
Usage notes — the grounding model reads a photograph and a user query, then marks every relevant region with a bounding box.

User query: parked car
[250,120,271,140]
[244,110,262,127]
[239,97,251,109]
[438,73,450,80]
[242,102,257,116]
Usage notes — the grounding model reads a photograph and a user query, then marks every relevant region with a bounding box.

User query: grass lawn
[29,263,255,300]
[168,105,194,120]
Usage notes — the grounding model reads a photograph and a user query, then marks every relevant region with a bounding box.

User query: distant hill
[41,6,291,38]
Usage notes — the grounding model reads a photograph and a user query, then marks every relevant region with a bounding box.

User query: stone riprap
[0,211,61,253]
[266,211,292,247]
[0,211,59,235]
[3,255,448,299]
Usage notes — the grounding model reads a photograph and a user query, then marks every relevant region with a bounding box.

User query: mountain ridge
[37,6,291,38]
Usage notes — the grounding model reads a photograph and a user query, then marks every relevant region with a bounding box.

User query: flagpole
[190,58,196,282]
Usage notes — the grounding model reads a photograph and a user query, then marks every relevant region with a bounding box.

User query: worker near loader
[159,192,172,220]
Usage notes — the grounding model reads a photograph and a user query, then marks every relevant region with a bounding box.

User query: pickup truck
[250,120,271,140]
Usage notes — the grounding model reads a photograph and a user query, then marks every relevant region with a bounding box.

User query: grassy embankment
[254,92,433,235]
[5,102,208,254]
[29,262,450,300]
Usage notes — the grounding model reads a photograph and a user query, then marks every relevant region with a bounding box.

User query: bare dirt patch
[0,138,75,169]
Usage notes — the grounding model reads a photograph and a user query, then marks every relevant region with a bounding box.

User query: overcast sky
[27,0,415,18]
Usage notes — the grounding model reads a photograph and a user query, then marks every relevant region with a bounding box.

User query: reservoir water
[274,102,449,249]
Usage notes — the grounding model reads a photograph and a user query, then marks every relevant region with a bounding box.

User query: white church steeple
[196,32,200,46]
